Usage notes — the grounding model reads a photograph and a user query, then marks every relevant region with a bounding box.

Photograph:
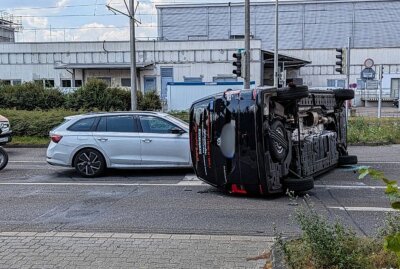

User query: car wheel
[334,89,354,101]
[74,148,105,177]
[269,120,288,162]
[338,155,358,166]
[275,85,309,101]
[283,177,314,193]
[0,147,8,171]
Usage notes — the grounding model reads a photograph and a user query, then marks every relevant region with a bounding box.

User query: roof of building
[156,0,395,8]
[262,50,311,68]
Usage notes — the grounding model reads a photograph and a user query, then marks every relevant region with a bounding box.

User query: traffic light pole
[378,65,383,118]
[345,37,351,122]
[244,0,251,89]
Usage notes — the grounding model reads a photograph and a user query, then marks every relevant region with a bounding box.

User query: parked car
[189,85,357,196]
[394,98,399,108]
[47,112,191,177]
[0,115,12,145]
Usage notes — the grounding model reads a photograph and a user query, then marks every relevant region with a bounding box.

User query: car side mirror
[170,127,185,135]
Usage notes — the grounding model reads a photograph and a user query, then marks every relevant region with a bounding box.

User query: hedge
[0,79,162,112]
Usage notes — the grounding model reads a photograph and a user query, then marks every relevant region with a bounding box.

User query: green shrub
[64,79,131,111]
[278,202,398,269]
[0,109,78,137]
[137,90,162,111]
[0,82,64,110]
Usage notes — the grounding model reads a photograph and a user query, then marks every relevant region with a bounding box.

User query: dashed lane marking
[328,206,397,212]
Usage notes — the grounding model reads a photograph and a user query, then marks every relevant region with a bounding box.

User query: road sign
[366,80,379,90]
[361,67,376,81]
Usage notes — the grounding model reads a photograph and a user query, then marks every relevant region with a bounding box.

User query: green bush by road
[0,79,162,112]
[348,117,400,144]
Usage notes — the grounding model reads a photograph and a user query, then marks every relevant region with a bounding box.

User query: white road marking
[328,206,397,212]
[315,185,388,190]
[358,161,400,164]
[0,182,206,187]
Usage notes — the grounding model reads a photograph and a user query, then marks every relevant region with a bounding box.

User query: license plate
[0,137,8,143]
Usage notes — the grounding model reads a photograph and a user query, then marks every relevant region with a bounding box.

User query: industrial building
[157,0,400,105]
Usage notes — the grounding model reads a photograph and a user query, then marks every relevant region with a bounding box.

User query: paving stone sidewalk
[0,232,273,269]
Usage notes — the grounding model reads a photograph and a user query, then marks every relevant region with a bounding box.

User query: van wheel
[338,155,358,166]
[283,177,314,193]
[275,86,309,101]
[269,120,288,162]
[334,89,354,101]
[74,148,106,177]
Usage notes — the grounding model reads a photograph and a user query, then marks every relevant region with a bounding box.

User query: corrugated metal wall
[158,0,400,49]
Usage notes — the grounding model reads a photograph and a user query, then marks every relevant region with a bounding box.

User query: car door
[93,115,141,166]
[138,115,190,166]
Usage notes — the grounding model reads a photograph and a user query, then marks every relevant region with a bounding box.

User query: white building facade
[0,40,264,99]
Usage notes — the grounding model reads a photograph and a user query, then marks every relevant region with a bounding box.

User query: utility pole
[106,0,138,111]
[129,0,137,111]
[244,0,250,89]
[274,0,279,87]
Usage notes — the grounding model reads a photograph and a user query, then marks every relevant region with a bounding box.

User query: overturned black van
[189,85,357,195]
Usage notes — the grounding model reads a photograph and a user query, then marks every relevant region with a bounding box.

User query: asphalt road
[0,146,399,237]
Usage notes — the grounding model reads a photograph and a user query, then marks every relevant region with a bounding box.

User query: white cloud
[56,0,70,8]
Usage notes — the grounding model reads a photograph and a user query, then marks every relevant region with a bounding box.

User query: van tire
[269,120,288,162]
[283,177,314,193]
[334,89,354,101]
[276,86,309,101]
[338,155,358,166]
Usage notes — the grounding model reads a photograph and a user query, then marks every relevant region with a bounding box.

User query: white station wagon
[46,112,191,177]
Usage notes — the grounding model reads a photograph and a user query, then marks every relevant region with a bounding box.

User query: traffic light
[233,52,243,77]
[380,66,384,80]
[335,48,347,74]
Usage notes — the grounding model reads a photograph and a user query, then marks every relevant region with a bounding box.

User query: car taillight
[51,135,63,143]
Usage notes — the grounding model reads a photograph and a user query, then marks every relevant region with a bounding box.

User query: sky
[1,0,282,42]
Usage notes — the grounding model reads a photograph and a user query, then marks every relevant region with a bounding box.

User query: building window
[327,79,345,88]
[161,67,173,100]
[144,77,156,93]
[12,80,21,85]
[184,77,203,83]
[391,78,400,98]
[213,76,237,83]
[0,80,11,85]
[44,80,55,88]
[75,80,83,87]
[121,78,131,87]
[61,79,72,87]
